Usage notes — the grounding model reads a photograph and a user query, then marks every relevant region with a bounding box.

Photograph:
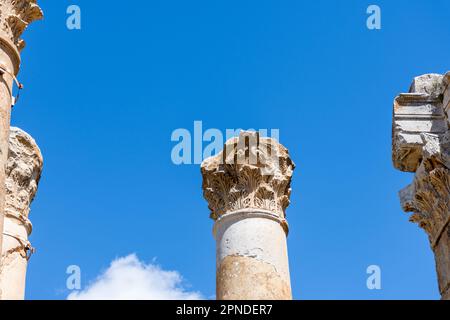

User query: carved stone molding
[0,0,43,52]
[201,131,295,220]
[392,74,447,172]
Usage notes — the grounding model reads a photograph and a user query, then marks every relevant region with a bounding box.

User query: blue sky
[14,0,450,299]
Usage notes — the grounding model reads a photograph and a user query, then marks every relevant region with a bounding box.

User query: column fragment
[0,127,43,300]
[393,72,450,300]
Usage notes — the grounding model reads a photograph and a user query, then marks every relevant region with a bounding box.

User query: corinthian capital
[5,127,43,225]
[399,133,450,244]
[0,0,43,51]
[201,131,295,220]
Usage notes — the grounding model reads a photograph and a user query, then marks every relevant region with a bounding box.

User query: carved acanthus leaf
[0,0,43,51]
[201,131,295,220]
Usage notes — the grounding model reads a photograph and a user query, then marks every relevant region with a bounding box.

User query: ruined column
[0,0,43,264]
[0,127,43,300]
[392,72,450,300]
[201,131,295,300]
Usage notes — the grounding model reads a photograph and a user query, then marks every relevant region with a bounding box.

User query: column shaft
[214,210,291,300]
[0,38,19,265]
[0,211,32,299]
[433,224,450,299]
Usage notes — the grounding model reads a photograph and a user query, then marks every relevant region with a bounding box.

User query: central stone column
[201,131,295,300]
[392,72,450,300]
[0,0,43,265]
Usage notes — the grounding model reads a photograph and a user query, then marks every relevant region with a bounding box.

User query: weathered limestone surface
[0,127,43,300]
[0,0,42,265]
[393,72,450,300]
[217,255,291,300]
[201,131,295,300]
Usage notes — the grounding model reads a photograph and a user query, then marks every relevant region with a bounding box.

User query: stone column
[393,72,450,300]
[201,131,295,300]
[0,0,43,264]
[0,127,43,300]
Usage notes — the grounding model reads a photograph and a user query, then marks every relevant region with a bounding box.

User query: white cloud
[67,254,203,300]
